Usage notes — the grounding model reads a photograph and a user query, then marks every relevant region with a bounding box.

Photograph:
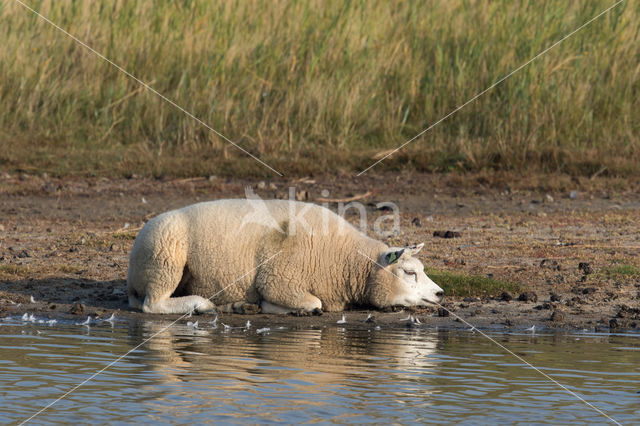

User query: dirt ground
[1,171,639,332]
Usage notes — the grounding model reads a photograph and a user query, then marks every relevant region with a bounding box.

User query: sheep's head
[367,243,444,308]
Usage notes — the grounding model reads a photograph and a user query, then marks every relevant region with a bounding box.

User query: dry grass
[0,1,638,177]
[0,264,31,280]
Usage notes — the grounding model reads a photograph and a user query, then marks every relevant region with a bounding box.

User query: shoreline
[1,172,639,333]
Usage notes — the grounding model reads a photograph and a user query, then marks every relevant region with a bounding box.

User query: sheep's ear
[405,243,424,256]
[383,249,404,265]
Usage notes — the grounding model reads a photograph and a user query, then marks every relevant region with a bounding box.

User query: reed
[0,0,637,177]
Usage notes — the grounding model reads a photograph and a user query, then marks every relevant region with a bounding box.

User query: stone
[69,302,85,315]
[550,310,566,322]
[500,291,513,302]
[437,307,450,317]
[518,292,538,303]
[433,230,461,238]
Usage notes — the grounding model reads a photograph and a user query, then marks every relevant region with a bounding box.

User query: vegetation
[0,1,638,177]
[0,264,31,280]
[425,267,520,298]
[600,263,640,279]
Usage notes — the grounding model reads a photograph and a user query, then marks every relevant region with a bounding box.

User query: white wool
[127,199,443,314]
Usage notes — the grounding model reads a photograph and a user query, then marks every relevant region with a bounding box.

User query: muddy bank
[0,280,636,332]
[1,172,639,332]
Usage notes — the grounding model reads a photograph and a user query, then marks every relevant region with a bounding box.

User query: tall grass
[0,0,638,177]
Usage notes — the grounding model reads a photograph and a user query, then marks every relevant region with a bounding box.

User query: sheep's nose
[435,290,444,301]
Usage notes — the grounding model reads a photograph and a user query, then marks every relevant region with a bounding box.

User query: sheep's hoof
[233,302,260,315]
[194,307,217,315]
[195,300,217,315]
[381,305,404,313]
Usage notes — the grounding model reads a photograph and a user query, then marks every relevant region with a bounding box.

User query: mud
[1,172,639,332]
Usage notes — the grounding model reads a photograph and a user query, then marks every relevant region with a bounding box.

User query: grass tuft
[600,264,640,279]
[425,267,520,298]
[0,264,31,279]
[112,232,138,241]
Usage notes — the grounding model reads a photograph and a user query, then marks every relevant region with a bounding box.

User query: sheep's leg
[129,258,216,314]
[128,217,218,315]
[260,292,322,314]
[260,300,293,314]
[142,295,216,315]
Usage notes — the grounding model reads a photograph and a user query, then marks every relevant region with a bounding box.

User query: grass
[0,1,639,178]
[600,264,640,279]
[111,232,138,241]
[0,264,31,280]
[425,267,520,298]
[0,263,84,280]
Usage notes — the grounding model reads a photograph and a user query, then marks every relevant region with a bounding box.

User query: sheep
[127,199,444,314]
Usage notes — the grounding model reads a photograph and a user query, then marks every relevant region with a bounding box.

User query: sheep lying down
[127,199,444,314]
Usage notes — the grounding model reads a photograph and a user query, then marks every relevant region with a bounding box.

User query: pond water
[1,315,638,425]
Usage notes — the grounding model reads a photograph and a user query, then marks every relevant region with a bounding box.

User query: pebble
[578,262,593,275]
[550,293,562,302]
[437,307,450,317]
[433,230,461,238]
[500,291,513,302]
[535,302,553,310]
[69,302,85,315]
[411,217,422,227]
[518,292,538,303]
[539,259,560,271]
[550,309,567,322]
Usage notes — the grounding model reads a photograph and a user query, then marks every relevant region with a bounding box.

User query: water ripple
[0,322,637,424]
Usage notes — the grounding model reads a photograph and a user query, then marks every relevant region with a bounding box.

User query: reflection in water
[0,316,638,424]
[137,321,439,422]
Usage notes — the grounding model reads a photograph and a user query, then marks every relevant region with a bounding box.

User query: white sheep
[127,199,444,314]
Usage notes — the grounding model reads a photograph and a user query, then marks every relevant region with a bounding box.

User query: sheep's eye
[403,270,417,279]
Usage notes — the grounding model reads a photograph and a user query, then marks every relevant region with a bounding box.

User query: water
[1,315,638,425]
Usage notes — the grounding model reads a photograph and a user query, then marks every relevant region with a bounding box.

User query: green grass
[0,1,639,177]
[600,264,640,279]
[426,267,520,298]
